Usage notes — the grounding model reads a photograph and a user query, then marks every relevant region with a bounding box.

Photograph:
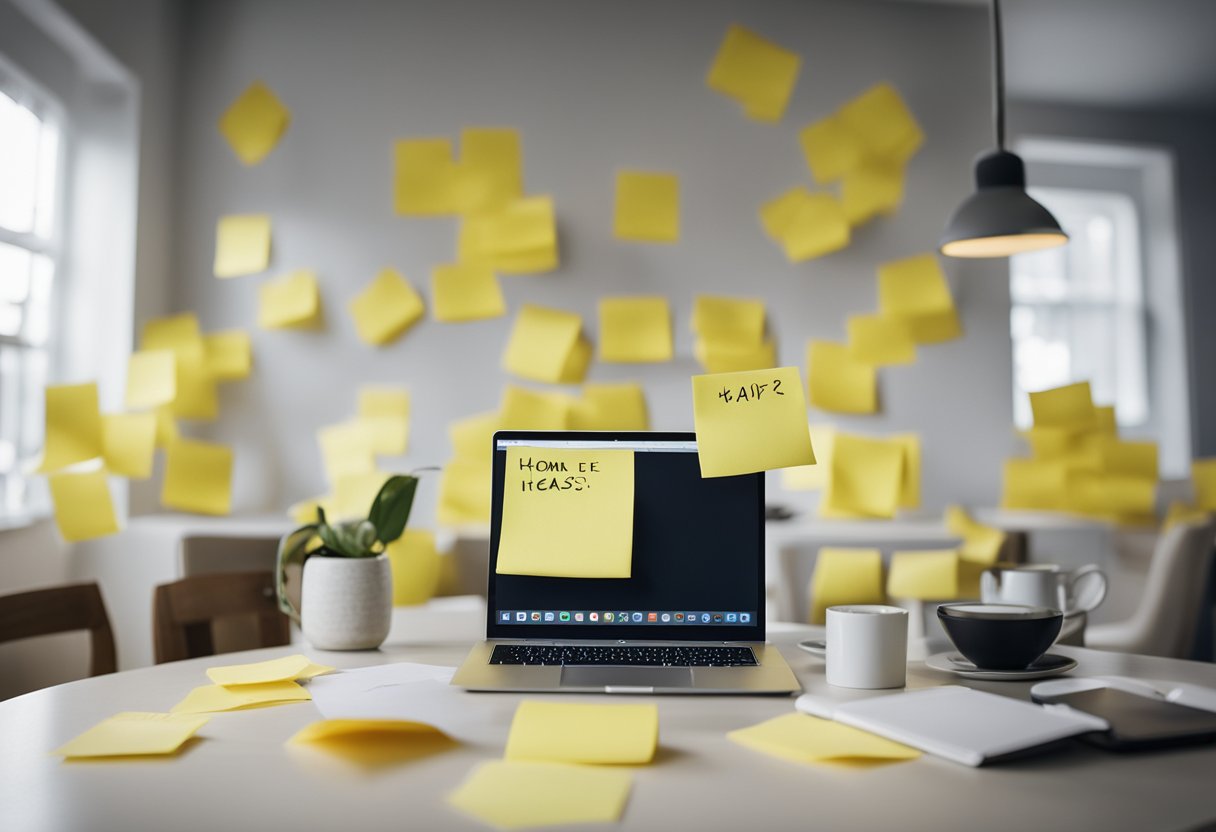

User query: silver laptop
[452,430,801,694]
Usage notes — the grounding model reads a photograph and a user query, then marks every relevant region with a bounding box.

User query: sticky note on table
[503,305,585,384]
[571,383,649,431]
[807,341,878,414]
[729,713,920,767]
[448,760,633,831]
[431,262,506,322]
[598,297,672,363]
[799,116,863,184]
[842,159,906,226]
[171,680,310,714]
[101,412,157,479]
[887,549,960,600]
[387,529,441,605]
[39,383,102,472]
[877,254,962,344]
[394,138,460,215]
[499,386,571,430]
[55,712,209,759]
[779,192,850,262]
[691,367,815,478]
[214,214,271,278]
[614,171,679,243]
[288,719,455,767]
[206,654,313,686]
[438,457,493,526]
[161,438,233,516]
[1000,458,1067,510]
[505,700,658,764]
[202,331,252,381]
[457,127,523,212]
[706,24,801,123]
[317,421,377,485]
[48,469,120,542]
[218,82,290,166]
[258,270,321,329]
[357,387,410,456]
[348,268,424,347]
[809,548,885,625]
[836,83,923,164]
[822,433,905,518]
[847,314,916,366]
[1194,458,1216,511]
[124,350,177,409]
[1029,381,1096,429]
[497,446,634,577]
[692,295,765,346]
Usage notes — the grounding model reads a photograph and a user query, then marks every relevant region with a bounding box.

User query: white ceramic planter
[300,554,392,650]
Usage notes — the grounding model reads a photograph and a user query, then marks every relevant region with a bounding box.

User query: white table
[4,608,1216,832]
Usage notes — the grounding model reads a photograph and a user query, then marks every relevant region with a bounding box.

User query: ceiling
[888,0,1216,111]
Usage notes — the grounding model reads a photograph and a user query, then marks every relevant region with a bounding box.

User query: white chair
[1086,518,1216,658]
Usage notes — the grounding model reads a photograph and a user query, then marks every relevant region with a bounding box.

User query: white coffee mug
[980,564,1107,615]
[825,605,908,689]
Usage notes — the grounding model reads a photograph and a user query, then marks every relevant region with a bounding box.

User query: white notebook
[795,686,1110,767]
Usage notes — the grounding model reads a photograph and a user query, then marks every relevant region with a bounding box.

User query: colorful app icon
[604,612,615,622]
[701,613,711,623]
[726,613,737,623]
[574,612,584,622]
[589,612,599,622]
[740,612,751,623]
[660,613,671,622]
[531,612,541,621]
[713,613,723,623]
[675,613,684,622]
[647,612,657,622]
[632,612,644,622]
[516,612,527,622]
[559,611,570,621]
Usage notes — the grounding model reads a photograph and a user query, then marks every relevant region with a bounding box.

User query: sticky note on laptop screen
[496,447,634,578]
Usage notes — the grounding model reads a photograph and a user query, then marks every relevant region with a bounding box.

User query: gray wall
[168,0,1013,524]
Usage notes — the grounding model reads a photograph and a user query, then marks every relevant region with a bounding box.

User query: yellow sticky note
[847,314,916,366]
[842,159,906,225]
[780,192,850,262]
[203,331,252,381]
[171,681,310,714]
[691,367,815,478]
[450,411,500,461]
[394,138,460,216]
[759,186,812,241]
[1001,458,1067,510]
[288,719,454,768]
[499,386,572,430]
[206,654,313,686]
[161,438,233,516]
[38,383,103,472]
[497,446,634,577]
[154,407,178,449]
[877,254,961,344]
[695,336,777,374]
[505,701,658,764]
[213,214,271,279]
[1164,502,1211,531]
[1095,405,1118,435]
[598,297,672,363]
[317,421,377,485]
[729,713,920,767]
[691,295,765,346]
[558,337,592,385]
[614,171,680,243]
[218,82,290,166]
[348,268,425,347]
[459,197,559,275]
[448,760,632,831]
[837,83,923,164]
[258,270,321,329]
[1068,471,1156,517]
[142,312,203,355]
[1099,439,1158,481]
[945,505,1007,566]
[892,433,921,510]
[55,712,209,759]
[431,262,506,322]
[503,305,584,384]
[570,383,649,431]
[1194,458,1216,511]
[357,387,410,456]
[48,469,120,542]
[437,457,492,526]
[101,412,157,479]
[780,425,835,491]
[807,341,878,415]
[387,529,441,606]
[170,348,219,422]
[124,350,177,410]
[706,24,801,123]
[799,116,863,184]
[458,127,523,212]
[823,433,905,518]
[887,549,960,600]
[809,548,885,625]
[1029,381,1096,429]
[330,471,389,521]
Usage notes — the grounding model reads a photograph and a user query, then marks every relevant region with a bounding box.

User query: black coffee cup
[937,603,1062,671]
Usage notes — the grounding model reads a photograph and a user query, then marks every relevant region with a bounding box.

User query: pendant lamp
[939,0,1068,258]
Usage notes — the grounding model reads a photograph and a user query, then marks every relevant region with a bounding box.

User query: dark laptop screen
[485,431,765,641]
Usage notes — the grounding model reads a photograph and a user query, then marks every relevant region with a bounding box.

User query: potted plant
[276,474,420,650]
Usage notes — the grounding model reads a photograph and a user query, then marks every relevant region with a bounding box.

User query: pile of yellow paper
[728,712,920,767]
[691,295,776,373]
[705,24,802,123]
[172,654,331,714]
[818,431,919,519]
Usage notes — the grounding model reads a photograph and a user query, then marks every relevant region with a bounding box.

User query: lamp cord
[992,0,1005,150]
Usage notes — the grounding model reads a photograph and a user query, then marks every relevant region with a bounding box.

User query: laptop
[452,430,801,694]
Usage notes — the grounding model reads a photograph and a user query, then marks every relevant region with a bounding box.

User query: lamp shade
[939,150,1068,258]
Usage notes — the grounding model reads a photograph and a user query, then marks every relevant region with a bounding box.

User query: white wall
[169,0,1012,525]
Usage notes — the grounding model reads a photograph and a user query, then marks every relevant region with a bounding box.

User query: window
[1010,187,1148,429]
[0,68,62,522]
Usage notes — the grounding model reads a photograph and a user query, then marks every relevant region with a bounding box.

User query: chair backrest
[0,582,116,677]
[153,571,290,664]
[1121,518,1216,657]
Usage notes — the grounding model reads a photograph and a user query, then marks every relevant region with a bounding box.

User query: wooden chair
[153,571,290,664]
[0,582,117,677]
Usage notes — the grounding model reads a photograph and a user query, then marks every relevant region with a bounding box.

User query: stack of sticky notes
[691,295,776,373]
[759,186,850,263]
[460,195,560,275]
[728,712,919,767]
[55,712,210,760]
[502,304,592,385]
[705,24,801,123]
[819,431,919,519]
[808,548,886,624]
[171,654,331,714]
[447,700,656,829]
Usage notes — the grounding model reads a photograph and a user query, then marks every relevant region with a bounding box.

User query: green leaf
[319,519,379,558]
[275,525,317,621]
[368,475,419,545]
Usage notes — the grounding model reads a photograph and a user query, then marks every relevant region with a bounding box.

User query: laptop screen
[485,431,765,641]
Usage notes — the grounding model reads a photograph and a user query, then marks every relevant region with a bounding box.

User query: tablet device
[1032,686,1216,750]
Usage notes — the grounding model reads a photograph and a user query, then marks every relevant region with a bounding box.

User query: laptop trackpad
[560,666,694,690]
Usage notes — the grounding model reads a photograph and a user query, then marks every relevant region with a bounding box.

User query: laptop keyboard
[490,644,758,667]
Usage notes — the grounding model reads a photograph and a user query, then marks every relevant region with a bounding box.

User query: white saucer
[797,639,827,657]
[924,651,1077,681]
